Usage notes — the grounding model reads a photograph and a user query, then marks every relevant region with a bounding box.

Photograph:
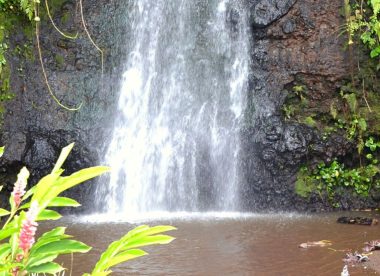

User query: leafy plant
[86,225,176,276]
[346,0,380,61]
[296,136,380,204]
[282,104,295,120]
[0,144,176,275]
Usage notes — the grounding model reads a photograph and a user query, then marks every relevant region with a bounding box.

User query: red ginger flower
[11,167,30,208]
[19,201,39,255]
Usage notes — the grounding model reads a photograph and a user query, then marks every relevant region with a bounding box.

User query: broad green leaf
[343,93,357,112]
[358,118,367,132]
[92,226,151,272]
[0,209,10,217]
[31,228,72,255]
[31,172,63,209]
[10,230,19,260]
[117,225,176,251]
[0,146,4,158]
[0,244,10,261]
[93,225,175,273]
[0,226,18,242]
[124,225,177,241]
[52,143,74,174]
[47,197,81,207]
[370,46,380,58]
[123,235,175,250]
[9,214,23,259]
[33,239,91,255]
[26,254,58,268]
[35,227,66,242]
[40,166,110,208]
[55,166,111,193]
[37,209,62,221]
[31,234,73,254]
[21,197,80,209]
[106,249,147,269]
[27,262,64,274]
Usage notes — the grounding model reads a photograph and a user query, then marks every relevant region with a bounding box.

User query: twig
[362,79,372,112]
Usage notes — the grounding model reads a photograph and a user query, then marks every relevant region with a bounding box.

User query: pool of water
[41,212,380,275]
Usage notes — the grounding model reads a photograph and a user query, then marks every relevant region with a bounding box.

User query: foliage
[86,225,176,276]
[0,144,176,275]
[346,0,380,61]
[296,137,380,205]
[286,0,380,205]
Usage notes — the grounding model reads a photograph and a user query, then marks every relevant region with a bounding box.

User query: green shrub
[296,136,380,206]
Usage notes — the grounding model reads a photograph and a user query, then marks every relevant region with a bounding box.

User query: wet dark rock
[282,19,296,34]
[248,0,296,28]
[24,139,55,171]
[371,189,380,202]
[0,0,127,212]
[2,0,375,212]
[75,58,85,71]
[57,39,76,49]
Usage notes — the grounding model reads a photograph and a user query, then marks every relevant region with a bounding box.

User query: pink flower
[11,167,29,208]
[19,201,39,255]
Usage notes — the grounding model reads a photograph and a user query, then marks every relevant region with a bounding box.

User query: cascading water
[96,0,251,216]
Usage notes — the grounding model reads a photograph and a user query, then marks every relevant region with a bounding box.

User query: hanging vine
[0,0,104,111]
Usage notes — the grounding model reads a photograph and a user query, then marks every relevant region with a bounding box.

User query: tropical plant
[346,0,380,61]
[0,144,176,275]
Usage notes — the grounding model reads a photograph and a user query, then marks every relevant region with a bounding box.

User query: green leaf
[31,172,63,209]
[370,46,380,58]
[48,197,81,207]
[27,262,64,274]
[33,239,91,255]
[123,235,175,250]
[37,166,110,211]
[52,143,74,174]
[26,254,58,268]
[55,166,111,193]
[31,227,72,254]
[358,118,367,131]
[92,225,176,274]
[371,0,380,15]
[36,227,67,241]
[0,244,10,261]
[343,93,357,112]
[0,226,18,242]
[37,209,62,221]
[0,146,4,158]
[21,197,80,209]
[106,249,147,269]
[0,209,10,217]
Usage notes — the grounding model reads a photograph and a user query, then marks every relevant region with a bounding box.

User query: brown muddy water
[40,212,380,275]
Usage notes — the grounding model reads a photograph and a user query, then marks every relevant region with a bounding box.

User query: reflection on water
[40,212,380,275]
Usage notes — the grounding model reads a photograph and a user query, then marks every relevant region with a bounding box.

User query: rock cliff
[1,0,375,211]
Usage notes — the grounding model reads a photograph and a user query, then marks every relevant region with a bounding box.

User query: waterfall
[97,0,250,216]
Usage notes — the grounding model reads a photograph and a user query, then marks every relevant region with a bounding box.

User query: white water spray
[96,0,250,216]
